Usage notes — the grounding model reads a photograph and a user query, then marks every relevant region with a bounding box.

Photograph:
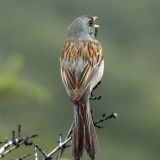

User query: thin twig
[44,136,72,160]
[18,125,21,138]
[94,112,118,128]
[34,144,47,159]
[14,153,31,160]
[34,145,39,160]
[65,122,74,140]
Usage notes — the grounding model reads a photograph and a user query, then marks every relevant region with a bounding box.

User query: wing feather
[60,40,102,101]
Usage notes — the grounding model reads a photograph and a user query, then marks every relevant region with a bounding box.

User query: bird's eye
[89,19,93,26]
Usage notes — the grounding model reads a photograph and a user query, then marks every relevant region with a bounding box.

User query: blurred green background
[0,0,160,159]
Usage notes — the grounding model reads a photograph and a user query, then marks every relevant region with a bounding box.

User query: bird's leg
[93,81,102,91]
[90,81,102,100]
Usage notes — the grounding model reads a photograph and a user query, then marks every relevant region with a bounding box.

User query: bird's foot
[92,81,102,92]
[90,81,102,100]
[90,94,102,100]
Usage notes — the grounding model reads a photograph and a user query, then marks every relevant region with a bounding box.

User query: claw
[90,95,102,100]
[92,81,102,92]
[94,124,104,128]
[90,81,102,100]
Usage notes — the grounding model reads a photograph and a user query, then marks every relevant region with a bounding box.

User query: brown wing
[60,40,102,102]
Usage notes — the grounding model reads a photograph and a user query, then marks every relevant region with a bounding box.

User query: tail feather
[84,102,99,159]
[73,106,85,160]
[72,100,99,160]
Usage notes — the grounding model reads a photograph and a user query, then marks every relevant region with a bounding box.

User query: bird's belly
[89,59,104,92]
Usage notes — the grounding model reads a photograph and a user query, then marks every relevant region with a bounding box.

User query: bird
[60,16,104,160]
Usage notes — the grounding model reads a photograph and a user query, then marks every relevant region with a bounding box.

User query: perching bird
[60,16,104,160]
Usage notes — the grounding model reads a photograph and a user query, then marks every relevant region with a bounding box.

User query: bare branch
[94,112,118,128]
[45,136,72,160]
[0,125,38,159]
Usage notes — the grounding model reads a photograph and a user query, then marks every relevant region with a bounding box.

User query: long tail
[72,100,99,160]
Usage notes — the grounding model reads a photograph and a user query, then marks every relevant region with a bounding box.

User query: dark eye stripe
[89,19,93,26]
[86,16,93,26]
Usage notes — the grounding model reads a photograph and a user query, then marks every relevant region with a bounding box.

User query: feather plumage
[60,40,102,102]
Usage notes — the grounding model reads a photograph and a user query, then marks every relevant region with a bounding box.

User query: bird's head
[67,16,100,40]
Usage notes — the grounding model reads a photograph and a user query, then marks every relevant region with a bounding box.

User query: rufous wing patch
[60,40,103,101]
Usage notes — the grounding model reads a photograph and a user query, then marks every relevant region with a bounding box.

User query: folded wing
[60,40,102,101]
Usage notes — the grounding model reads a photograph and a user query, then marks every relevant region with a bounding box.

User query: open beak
[93,16,98,21]
[92,16,100,28]
[94,24,100,28]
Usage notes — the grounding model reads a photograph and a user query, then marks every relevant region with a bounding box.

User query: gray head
[67,16,100,41]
